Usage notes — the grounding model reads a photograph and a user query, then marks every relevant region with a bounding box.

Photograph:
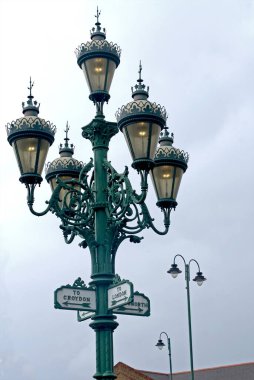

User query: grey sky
[0,0,254,379]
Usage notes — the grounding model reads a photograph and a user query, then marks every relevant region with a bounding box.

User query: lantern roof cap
[158,128,174,147]
[45,124,83,178]
[154,128,189,167]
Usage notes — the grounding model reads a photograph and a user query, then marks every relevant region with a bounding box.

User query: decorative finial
[90,7,106,40]
[131,61,149,100]
[59,122,74,157]
[138,61,143,83]
[64,121,70,147]
[22,77,40,115]
[28,77,34,99]
[95,6,101,24]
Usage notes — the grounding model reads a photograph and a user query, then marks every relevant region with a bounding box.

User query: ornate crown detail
[45,157,84,172]
[75,40,121,58]
[155,146,189,163]
[115,100,167,122]
[6,117,56,136]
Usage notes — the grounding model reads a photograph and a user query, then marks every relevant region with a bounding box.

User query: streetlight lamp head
[193,271,206,286]
[151,129,189,209]
[116,62,167,171]
[167,263,182,278]
[45,123,83,211]
[6,79,56,185]
[75,8,121,105]
[155,339,165,350]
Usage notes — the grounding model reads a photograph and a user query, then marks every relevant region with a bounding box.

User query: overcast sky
[0,0,254,379]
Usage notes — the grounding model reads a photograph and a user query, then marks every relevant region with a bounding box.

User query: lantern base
[19,173,43,185]
[131,158,155,171]
[156,198,177,210]
[89,91,110,103]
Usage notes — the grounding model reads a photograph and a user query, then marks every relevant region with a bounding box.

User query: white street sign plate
[108,280,133,310]
[113,292,150,316]
[54,286,96,311]
[77,310,95,321]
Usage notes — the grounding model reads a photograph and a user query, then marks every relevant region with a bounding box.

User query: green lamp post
[167,255,206,380]
[155,332,173,380]
[6,9,189,380]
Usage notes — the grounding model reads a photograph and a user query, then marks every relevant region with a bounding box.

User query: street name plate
[77,310,95,321]
[113,292,150,316]
[108,280,133,310]
[55,286,96,311]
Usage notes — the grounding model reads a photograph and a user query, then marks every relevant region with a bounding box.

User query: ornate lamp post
[155,332,173,380]
[167,255,206,380]
[6,9,189,380]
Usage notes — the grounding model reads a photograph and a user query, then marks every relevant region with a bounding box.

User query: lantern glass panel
[50,176,80,209]
[82,58,116,93]
[123,122,160,160]
[14,138,50,175]
[152,165,183,200]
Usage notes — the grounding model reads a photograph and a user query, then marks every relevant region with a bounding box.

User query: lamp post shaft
[185,264,195,380]
[167,338,173,380]
[88,118,118,380]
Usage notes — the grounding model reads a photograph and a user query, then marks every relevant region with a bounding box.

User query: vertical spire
[91,7,106,40]
[138,61,143,84]
[64,121,70,147]
[95,6,101,25]
[22,77,40,115]
[28,77,34,100]
[131,61,149,100]
[59,122,74,157]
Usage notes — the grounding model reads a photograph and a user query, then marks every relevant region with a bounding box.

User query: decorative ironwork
[73,277,87,288]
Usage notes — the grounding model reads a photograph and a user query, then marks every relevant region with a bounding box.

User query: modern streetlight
[155,332,173,380]
[6,9,189,380]
[167,255,206,380]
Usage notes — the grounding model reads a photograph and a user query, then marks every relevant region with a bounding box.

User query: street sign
[108,280,133,310]
[113,292,150,316]
[55,286,96,311]
[77,310,95,321]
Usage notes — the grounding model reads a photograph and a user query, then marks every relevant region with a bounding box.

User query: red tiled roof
[115,361,254,380]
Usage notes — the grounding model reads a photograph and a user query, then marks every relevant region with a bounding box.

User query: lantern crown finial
[59,122,75,157]
[90,7,106,40]
[131,61,149,100]
[22,77,40,116]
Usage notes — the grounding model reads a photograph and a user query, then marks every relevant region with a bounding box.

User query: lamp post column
[86,116,119,380]
[156,332,173,380]
[167,337,173,380]
[185,264,194,380]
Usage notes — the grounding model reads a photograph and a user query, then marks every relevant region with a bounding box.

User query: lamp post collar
[131,61,150,100]
[22,77,40,116]
[90,7,106,41]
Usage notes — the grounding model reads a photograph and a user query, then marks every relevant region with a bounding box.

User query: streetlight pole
[167,255,206,380]
[156,332,173,380]
[6,9,189,380]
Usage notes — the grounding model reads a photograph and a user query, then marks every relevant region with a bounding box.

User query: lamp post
[167,255,206,380]
[6,9,189,380]
[155,332,173,380]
